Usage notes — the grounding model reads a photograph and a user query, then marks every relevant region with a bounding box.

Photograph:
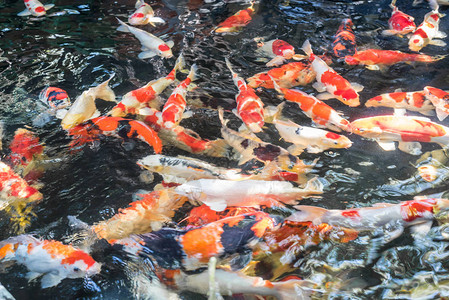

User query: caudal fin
[116,18,130,33]
[301,39,313,57]
[94,74,116,102]
[187,64,200,82]
[272,278,317,300]
[287,205,327,224]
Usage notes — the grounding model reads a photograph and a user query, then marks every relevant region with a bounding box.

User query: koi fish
[424,86,449,121]
[215,1,255,33]
[90,189,188,241]
[135,212,276,270]
[218,108,312,180]
[413,0,449,9]
[109,54,185,117]
[255,38,296,67]
[382,0,416,36]
[39,87,70,119]
[332,18,357,58]
[7,128,44,170]
[158,268,315,300]
[61,75,116,130]
[289,198,449,238]
[128,0,165,26]
[271,78,351,132]
[344,49,444,70]
[175,178,322,212]
[273,109,352,154]
[225,58,264,133]
[350,114,449,155]
[161,64,199,129]
[409,9,447,52]
[68,116,162,154]
[116,18,174,59]
[301,40,363,106]
[365,90,434,116]
[17,0,54,17]
[246,61,316,89]
[0,235,101,288]
[184,205,258,228]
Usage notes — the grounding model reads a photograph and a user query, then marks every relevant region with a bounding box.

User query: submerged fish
[424,86,449,121]
[409,9,446,52]
[17,0,54,17]
[382,0,416,36]
[332,18,357,58]
[39,87,71,119]
[215,2,256,33]
[365,90,434,115]
[128,0,165,26]
[255,38,296,67]
[0,235,101,288]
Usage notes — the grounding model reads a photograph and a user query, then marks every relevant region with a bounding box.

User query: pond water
[0,0,449,298]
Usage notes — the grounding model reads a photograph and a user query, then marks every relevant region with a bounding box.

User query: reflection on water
[0,0,449,298]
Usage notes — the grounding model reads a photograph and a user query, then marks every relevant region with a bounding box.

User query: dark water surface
[1,0,449,298]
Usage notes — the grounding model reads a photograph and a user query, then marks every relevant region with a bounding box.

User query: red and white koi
[350,114,449,155]
[128,0,165,26]
[382,0,416,36]
[68,116,162,154]
[116,18,174,59]
[61,75,116,130]
[255,38,296,67]
[161,64,199,129]
[271,78,351,132]
[301,40,363,107]
[225,58,265,133]
[409,9,447,52]
[39,87,70,119]
[365,90,434,116]
[424,86,449,121]
[344,49,444,70]
[247,61,316,89]
[175,178,322,212]
[109,54,186,117]
[0,235,101,288]
[7,128,44,170]
[332,18,357,58]
[289,198,449,237]
[215,1,256,33]
[17,0,54,17]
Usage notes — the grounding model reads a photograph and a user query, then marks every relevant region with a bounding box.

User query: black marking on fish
[253,144,281,161]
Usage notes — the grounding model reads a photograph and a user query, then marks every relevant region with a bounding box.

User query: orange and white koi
[128,0,165,26]
[135,212,276,270]
[161,64,199,129]
[382,0,416,36]
[332,18,357,58]
[0,235,101,288]
[301,40,363,107]
[39,87,70,119]
[255,39,296,67]
[409,9,447,52]
[271,78,351,132]
[158,268,315,300]
[175,178,322,212]
[17,0,54,17]
[116,18,174,59]
[61,75,116,130]
[424,86,449,121]
[345,49,444,70]
[225,58,265,133]
[109,54,185,117]
[289,198,449,237]
[350,114,449,155]
[247,61,316,89]
[365,90,434,115]
[215,1,256,33]
[68,116,162,153]
[273,110,352,154]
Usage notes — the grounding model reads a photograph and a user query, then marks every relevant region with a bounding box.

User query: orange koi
[365,90,434,115]
[345,49,444,70]
[0,235,100,288]
[215,2,255,33]
[183,205,258,228]
[409,9,446,52]
[225,58,264,133]
[247,61,316,89]
[7,128,44,169]
[382,0,416,36]
[109,54,185,117]
[332,18,357,58]
[424,86,449,121]
[301,40,363,107]
[161,64,199,129]
[68,116,162,153]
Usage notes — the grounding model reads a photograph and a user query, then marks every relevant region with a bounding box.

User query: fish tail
[390,0,397,8]
[288,205,327,224]
[203,138,231,158]
[430,54,447,62]
[271,102,286,122]
[268,74,283,95]
[218,107,228,126]
[301,39,313,57]
[135,0,145,8]
[224,57,236,77]
[0,234,39,258]
[129,120,163,154]
[174,53,188,74]
[187,64,200,82]
[303,177,324,195]
[116,18,130,32]
[272,278,316,300]
[94,74,116,102]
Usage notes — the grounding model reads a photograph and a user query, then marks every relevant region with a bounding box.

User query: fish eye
[73,267,80,272]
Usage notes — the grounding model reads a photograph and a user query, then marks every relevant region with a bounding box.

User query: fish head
[322,131,353,149]
[409,35,425,52]
[128,12,146,25]
[158,44,173,58]
[62,250,101,278]
[44,87,71,110]
[339,89,360,107]
[33,5,46,16]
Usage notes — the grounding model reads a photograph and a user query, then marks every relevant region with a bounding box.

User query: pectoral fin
[166,40,174,48]
[350,82,364,92]
[17,9,32,16]
[26,271,42,282]
[148,17,165,26]
[398,141,422,155]
[429,39,447,47]
[377,141,396,151]
[410,221,433,236]
[44,4,55,10]
[40,273,63,288]
[55,109,68,119]
[266,56,286,67]
[138,51,157,59]
[312,82,327,93]
[316,92,335,100]
[436,108,449,121]
[203,198,227,212]
[365,65,381,71]
[287,144,306,155]
[434,31,447,39]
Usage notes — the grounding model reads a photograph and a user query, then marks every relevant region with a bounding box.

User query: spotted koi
[382,0,416,36]
[17,0,54,17]
[424,86,449,121]
[255,39,296,67]
[409,9,446,52]
[365,90,434,115]
[332,18,357,58]
[128,0,165,26]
